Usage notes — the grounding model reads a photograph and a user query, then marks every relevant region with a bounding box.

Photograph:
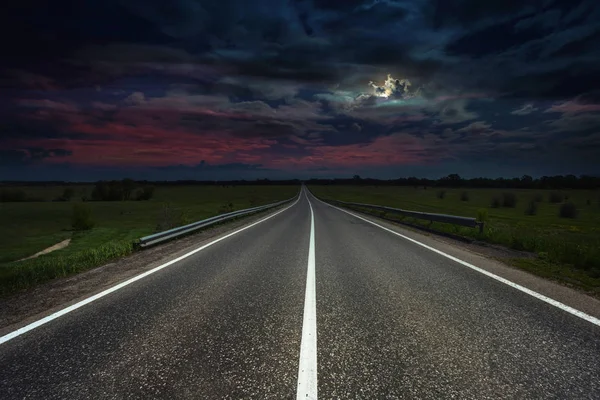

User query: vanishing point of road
[1,187,599,399]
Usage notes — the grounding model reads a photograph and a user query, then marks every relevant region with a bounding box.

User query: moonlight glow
[369,74,413,98]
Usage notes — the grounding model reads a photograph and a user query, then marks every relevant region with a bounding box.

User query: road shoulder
[319,200,600,321]
[0,205,289,335]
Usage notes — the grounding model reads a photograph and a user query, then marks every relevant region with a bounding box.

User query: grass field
[309,185,600,293]
[0,185,298,296]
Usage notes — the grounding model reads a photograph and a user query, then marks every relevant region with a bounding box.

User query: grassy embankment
[309,185,600,294]
[0,185,297,296]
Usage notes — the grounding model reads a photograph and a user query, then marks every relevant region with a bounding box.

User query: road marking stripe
[311,192,600,328]
[297,191,318,399]
[0,195,301,346]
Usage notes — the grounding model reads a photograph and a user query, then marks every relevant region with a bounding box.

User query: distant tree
[107,180,124,201]
[62,187,75,201]
[91,181,109,201]
[521,175,533,188]
[136,186,155,201]
[440,174,462,187]
[122,179,136,200]
[353,175,361,181]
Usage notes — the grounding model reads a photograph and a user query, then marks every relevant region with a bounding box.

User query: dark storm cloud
[440,0,600,98]
[0,147,72,165]
[1,0,600,179]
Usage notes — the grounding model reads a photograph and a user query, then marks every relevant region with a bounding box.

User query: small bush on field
[586,199,591,206]
[525,200,538,216]
[533,193,543,202]
[460,191,469,201]
[72,204,95,231]
[559,202,578,219]
[62,187,75,201]
[437,190,446,199]
[491,196,501,208]
[136,186,155,201]
[502,192,517,208]
[549,191,563,203]
[476,208,488,223]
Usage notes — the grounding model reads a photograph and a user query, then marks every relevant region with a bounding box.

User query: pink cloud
[272,133,441,169]
[545,100,600,114]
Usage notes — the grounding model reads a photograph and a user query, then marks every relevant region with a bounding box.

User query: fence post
[478,222,484,234]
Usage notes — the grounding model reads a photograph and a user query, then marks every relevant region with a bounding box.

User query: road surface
[1,187,599,399]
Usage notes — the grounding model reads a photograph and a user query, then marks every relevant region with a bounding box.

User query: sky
[1,0,600,181]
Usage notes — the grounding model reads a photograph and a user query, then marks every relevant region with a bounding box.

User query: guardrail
[323,198,484,233]
[137,193,299,248]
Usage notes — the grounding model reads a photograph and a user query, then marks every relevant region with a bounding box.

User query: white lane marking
[309,192,600,328]
[297,191,318,400]
[0,194,302,345]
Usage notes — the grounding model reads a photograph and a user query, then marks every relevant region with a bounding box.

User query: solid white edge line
[296,190,318,400]
[308,190,600,328]
[0,194,301,346]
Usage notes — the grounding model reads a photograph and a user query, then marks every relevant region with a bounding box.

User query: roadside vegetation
[309,185,600,294]
[0,184,297,296]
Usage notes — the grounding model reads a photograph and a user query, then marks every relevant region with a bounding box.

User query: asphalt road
[1,187,600,399]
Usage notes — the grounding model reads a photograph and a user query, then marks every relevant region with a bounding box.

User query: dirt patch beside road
[17,239,72,261]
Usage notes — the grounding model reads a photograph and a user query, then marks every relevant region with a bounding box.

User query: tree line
[89,179,154,201]
[307,174,600,190]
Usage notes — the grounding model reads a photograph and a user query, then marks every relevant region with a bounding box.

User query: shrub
[62,187,75,201]
[91,179,143,201]
[525,200,538,216]
[549,191,563,203]
[533,193,543,202]
[71,204,95,231]
[437,190,446,199]
[491,196,501,208]
[559,202,578,219]
[136,186,155,201]
[586,199,591,206]
[476,208,488,223]
[502,192,517,208]
[460,191,469,201]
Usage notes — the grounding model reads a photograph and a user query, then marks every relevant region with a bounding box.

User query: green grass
[0,185,298,296]
[309,185,600,293]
